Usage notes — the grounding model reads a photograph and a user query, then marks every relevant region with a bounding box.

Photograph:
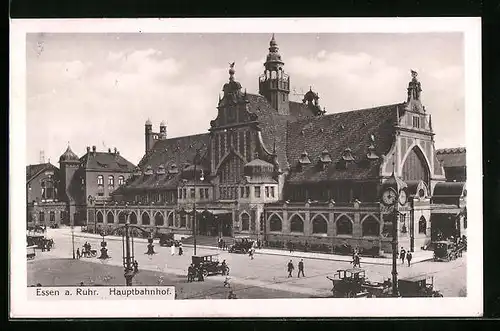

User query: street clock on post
[381,188,397,206]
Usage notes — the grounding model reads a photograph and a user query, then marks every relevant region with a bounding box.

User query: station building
[87,35,466,254]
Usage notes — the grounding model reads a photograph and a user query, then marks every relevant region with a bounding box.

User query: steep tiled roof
[80,152,136,172]
[246,93,317,167]
[286,103,402,183]
[26,163,59,182]
[436,147,466,168]
[137,133,210,170]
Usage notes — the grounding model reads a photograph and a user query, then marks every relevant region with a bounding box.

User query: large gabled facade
[93,35,465,255]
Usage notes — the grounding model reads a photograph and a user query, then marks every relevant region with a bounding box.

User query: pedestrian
[76,248,81,259]
[407,251,412,266]
[223,277,231,288]
[400,247,406,265]
[298,259,305,278]
[249,248,254,260]
[171,244,176,256]
[179,245,183,256]
[287,260,294,278]
[187,264,194,282]
[133,260,139,273]
[223,240,227,251]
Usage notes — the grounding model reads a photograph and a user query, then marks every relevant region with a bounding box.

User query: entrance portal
[198,211,233,237]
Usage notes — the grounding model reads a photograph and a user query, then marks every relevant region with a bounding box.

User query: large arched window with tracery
[167,213,174,227]
[241,213,250,231]
[118,212,127,224]
[290,215,304,233]
[269,214,282,232]
[107,212,114,224]
[336,216,353,235]
[312,216,328,234]
[129,212,137,224]
[402,146,430,186]
[362,216,380,236]
[96,212,103,223]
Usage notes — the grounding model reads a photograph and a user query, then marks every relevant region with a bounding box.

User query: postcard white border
[10,17,482,318]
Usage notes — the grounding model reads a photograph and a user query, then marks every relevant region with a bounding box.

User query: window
[269,215,282,232]
[312,217,328,234]
[265,186,270,198]
[41,179,55,200]
[205,188,209,199]
[118,212,127,224]
[183,188,187,199]
[240,187,245,198]
[270,186,275,198]
[97,192,104,197]
[200,188,205,199]
[168,213,174,227]
[39,211,45,223]
[282,94,286,102]
[178,189,182,199]
[130,213,138,224]
[290,215,304,233]
[107,212,114,224]
[155,213,164,226]
[412,116,420,128]
[108,175,114,186]
[50,211,55,222]
[255,186,261,198]
[336,216,353,235]
[241,213,250,231]
[362,217,380,236]
[141,213,150,225]
[418,216,427,234]
[190,188,195,199]
[180,215,187,228]
[118,176,125,186]
[97,175,104,186]
[245,186,250,198]
[96,212,103,223]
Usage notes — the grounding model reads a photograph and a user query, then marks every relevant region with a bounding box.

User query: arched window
[167,213,174,227]
[39,211,45,223]
[269,214,282,232]
[107,212,114,224]
[118,176,125,186]
[50,211,55,222]
[402,146,430,186]
[155,212,164,226]
[180,215,187,228]
[336,216,353,235]
[96,212,103,223]
[108,175,114,186]
[418,216,427,234]
[290,215,304,233]
[241,213,250,231]
[141,212,150,225]
[312,216,328,234]
[129,212,137,224]
[97,175,104,186]
[118,212,126,224]
[362,216,380,237]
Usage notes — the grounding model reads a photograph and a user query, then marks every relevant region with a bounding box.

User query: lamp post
[122,204,134,286]
[192,150,204,256]
[71,222,76,260]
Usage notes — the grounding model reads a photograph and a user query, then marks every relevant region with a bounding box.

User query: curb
[70,232,432,266]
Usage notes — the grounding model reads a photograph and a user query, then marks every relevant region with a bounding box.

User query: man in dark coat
[287,260,294,278]
[298,259,305,278]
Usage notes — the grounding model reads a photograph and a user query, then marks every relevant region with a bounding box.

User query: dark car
[327,268,369,298]
[228,236,254,254]
[398,275,443,297]
[191,254,228,277]
[159,233,179,247]
[433,241,459,262]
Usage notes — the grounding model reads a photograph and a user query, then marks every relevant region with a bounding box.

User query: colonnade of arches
[95,210,177,228]
[266,212,381,237]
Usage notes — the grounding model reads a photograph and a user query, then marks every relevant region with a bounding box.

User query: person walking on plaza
[400,247,406,265]
[287,260,294,278]
[249,248,254,260]
[171,244,176,256]
[76,248,81,259]
[406,251,413,266]
[298,259,305,278]
[178,243,183,256]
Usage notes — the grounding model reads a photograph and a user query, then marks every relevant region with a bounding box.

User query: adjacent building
[84,35,466,254]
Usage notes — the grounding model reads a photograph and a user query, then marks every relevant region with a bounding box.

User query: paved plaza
[27,227,467,298]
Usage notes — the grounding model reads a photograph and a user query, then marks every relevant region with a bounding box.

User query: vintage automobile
[228,236,254,254]
[398,275,443,297]
[433,240,462,262]
[27,234,45,248]
[191,254,229,277]
[327,268,371,298]
[159,233,180,247]
[27,245,37,260]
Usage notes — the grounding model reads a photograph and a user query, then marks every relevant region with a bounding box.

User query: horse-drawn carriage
[228,236,254,254]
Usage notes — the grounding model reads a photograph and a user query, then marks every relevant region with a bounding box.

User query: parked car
[191,253,228,277]
[398,275,443,297]
[159,233,180,247]
[228,236,254,254]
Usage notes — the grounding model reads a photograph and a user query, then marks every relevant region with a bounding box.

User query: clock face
[398,189,408,205]
[381,189,397,206]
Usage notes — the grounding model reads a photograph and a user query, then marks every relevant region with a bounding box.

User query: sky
[26,33,465,166]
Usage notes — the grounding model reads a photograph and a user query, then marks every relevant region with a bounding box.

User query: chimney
[108,148,112,153]
[114,147,118,154]
[92,145,96,155]
[86,146,90,153]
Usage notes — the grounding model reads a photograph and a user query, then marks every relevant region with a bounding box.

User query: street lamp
[192,149,204,256]
[71,221,76,260]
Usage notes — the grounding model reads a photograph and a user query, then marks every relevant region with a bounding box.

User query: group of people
[76,242,92,259]
[40,239,54,252]
[217,238,227,250]
[287,259,305,278]
[170,242,183,256]
[187,263,205,282]
[399,247,413,266]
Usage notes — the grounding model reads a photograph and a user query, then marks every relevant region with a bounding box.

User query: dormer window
[157,165,166,175]
[366,144,379,160]
[168,164,179,174]
[341,148,355,161]
[144,166,153,176]
[320,149,332,163]
[298,151,311,165]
